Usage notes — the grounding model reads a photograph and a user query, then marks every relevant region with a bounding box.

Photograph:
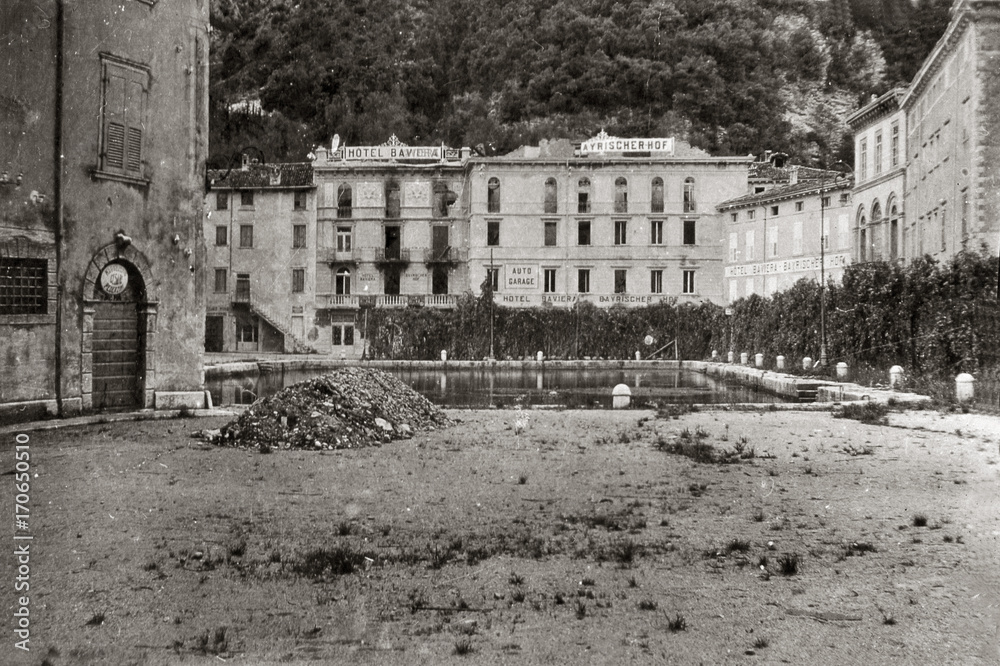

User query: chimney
[788,166,799,185]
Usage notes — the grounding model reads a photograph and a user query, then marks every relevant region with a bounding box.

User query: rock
[374,417,394,433]
[398,424,413,438]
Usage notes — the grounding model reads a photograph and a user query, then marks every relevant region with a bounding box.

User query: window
[747,209,755,220]
[745,230,755,261]
[292,268,305,293]
[767,226,778,258]
[292,224,307,249]
[429,182,451,219]
[544,178,558,214]
[650,269,663,294]
[240,322,259,343]
[216,192,228,210]
[614,269,627,294]
[487,221,500,246]
[333,324,355,346]
[1,258,48,314]
[650,220,664,245]
[614,220,627,245]
[486,268,499,292]
[98,55,148,180]
[730,213,738,222]
[651,177,664,213]
[215,226,227,246]
[385,181,400,218]
[577,269,591,293]
[859,138,867,180]
[544,268,557,293]
[577,178,591,214]
[682,220,696,245]
[614,177,628,213]
[239,225,253,248]
[683,177,696,212]
[770,205,779,216]
[336,226,352,252]
[213,268,227,294]
[487,177,500,213]
[754,186,766,194]
[729,232,738,262]
[682,270,695,294]
[544,221,557,247]
[793,220,803,255]
[294,191,307,210]
[241,190,254,207]
[335,268,351,295]
[874,130,883,175]
[432,266,449,295]
[821,196,831,207]
[235,273,250,301]
[577,221,591,246]
[795,201,803,212]
[337,184,352,218]
[891,122,900,167]
[765,275,777,297]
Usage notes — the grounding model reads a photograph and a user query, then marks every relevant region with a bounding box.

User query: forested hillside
[208,0,951,166]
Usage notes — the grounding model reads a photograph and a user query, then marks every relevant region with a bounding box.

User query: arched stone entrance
[82,244,158,410]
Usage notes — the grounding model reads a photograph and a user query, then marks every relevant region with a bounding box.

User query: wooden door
[93,301,141,409]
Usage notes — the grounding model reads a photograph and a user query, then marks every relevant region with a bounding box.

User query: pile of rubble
[213,368,451,451]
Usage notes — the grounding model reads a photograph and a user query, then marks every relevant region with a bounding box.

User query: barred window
[1,258,48,315]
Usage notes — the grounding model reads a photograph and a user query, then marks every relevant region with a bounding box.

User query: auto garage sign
[505,265,538,290]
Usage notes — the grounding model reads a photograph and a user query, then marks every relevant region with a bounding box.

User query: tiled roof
[717,175,853,210]
[748,163,838,182]
[207,162,314,189]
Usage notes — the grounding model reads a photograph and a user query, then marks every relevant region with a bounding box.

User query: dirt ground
[3,407,1000,665]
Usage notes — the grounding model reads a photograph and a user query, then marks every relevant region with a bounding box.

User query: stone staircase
[248,295,319,355]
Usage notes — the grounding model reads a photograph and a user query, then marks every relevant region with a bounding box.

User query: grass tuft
[778,553,800,576]
[666,612,687,632]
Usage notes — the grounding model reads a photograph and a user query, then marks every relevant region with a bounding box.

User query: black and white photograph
[2,0,999,663]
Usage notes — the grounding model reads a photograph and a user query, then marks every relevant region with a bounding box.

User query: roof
[846,88,906,129]
[717,174,854,211]
[749,162,838,183]
[207,162,314,190]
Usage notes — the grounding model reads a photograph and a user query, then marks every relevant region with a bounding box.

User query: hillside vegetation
[208,0,950,166]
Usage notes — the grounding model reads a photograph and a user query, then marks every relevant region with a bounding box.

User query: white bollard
[889,365,904,388]
[802,356,812,370]
[755,353,764,368]
[836,362,849,379]
[635,350,641,361]
[441,349,448,362]
[740,352,749,365]
[340,348,346,360]
[776,355,785,370]
[711,350,719,360]
[728,351,734,363]
[537,350,544,362]
[612,383,632,409]
[955,373,975,403]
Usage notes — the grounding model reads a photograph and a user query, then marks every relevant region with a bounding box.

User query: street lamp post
[819,161,853,368]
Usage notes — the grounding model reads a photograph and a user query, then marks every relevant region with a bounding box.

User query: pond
[207,365,790,408]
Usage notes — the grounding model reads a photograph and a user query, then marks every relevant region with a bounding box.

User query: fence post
[955,373,975,403]
[836,362,849,379]
[755,353,764,368]
[889,365,904,388]
[802,356,812,370]
[776,355,785,370]
[740,352,748,365]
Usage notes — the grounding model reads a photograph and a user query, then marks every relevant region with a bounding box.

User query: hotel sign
[581,132,674,155]
[724,253,851,278]
[343,145,443,161]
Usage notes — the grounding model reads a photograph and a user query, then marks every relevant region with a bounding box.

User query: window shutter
[105,123,125,169]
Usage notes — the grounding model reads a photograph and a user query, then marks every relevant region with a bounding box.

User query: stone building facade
[466,137,750,309]
[205,161,317,354]
[847,89,907,263]
[900,0,1000,261]
[718,160,854,302]
[1,0,210,421]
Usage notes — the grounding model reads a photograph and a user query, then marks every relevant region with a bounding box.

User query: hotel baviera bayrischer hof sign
[581,131,674,155]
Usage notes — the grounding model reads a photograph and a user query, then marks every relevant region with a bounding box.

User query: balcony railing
[232,286,251,304]
[378,295,409,308]
[424,294,457,308]
[321,247,359,264]
[320,294,359,308]
[374,247,410,264]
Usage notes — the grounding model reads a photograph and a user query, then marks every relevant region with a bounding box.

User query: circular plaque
[643,335,655,346]
[100,263,129,295]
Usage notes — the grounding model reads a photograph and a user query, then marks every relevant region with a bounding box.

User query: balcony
[423,246,467,265]
[424,294,457,308]
[232,287,251,304]
[318,294,359,308]
[321,247,360,264]
[377,294,409,308]
[374,247,410,266]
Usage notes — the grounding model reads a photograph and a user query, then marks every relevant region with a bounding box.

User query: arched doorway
[92,261,146,409]
[82,244,157,411]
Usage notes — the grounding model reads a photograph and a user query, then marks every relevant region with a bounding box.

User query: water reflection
[207,365,787,408]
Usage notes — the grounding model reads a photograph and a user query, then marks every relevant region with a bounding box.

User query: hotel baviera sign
[342,145,443,161]
[581,135,674,154]
[724,253,851,278]
[496,293,673,308]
